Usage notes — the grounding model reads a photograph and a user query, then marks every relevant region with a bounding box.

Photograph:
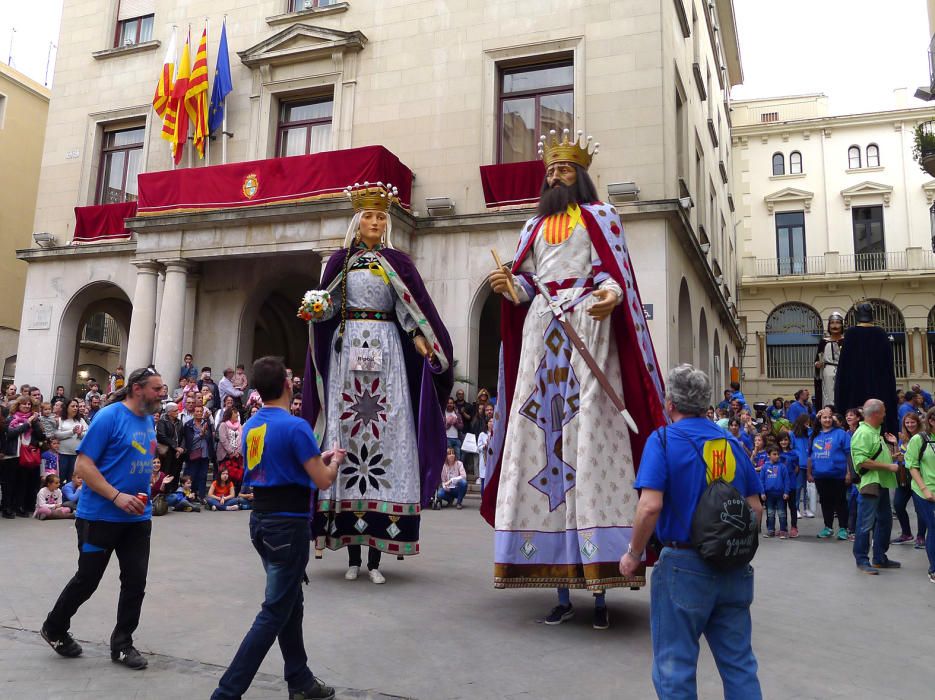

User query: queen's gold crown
[538,128,599,170]
[344,181,399,212]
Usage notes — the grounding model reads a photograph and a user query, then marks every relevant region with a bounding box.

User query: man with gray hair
[851,398,902,574]
[620,364,763,698]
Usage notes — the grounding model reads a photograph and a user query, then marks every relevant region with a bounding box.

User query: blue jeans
[446,437,461,461]
[185,458,209,499]
[212,514,314,699]
[764,493,787,532]
[59,453,78,484]
[912,493,935,574]
[207,496,243,510]
[847,487,858,532]
[437,480,468,505]
[852,488,893,568]
[650,548,762,700]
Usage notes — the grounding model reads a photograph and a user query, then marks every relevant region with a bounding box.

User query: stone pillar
[124,261,162,371]
[318,248,341,282]
[153,260,191,379]
[182,273,200,361]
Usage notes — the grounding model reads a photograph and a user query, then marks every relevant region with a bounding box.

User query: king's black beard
[537,182,579,217]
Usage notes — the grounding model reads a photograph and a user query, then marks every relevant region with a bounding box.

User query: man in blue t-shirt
[620,364,763,700]
[42,367,163,671]
[212,356,341,700]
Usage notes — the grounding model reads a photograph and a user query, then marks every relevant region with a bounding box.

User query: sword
[531,275,639,434]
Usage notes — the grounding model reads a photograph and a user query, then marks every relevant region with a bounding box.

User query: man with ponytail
[41,367,163,671]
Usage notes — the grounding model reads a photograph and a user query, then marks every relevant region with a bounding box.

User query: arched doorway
[713,329,721,389]
[677,278,693,365]
[56,282,132,398]
[765,302,821,379]
[476,291,501,397]
[698,308,709,375]
[845,299,907,378]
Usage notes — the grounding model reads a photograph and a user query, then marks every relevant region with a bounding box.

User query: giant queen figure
[483,130,666,626]
[301,182,453,584]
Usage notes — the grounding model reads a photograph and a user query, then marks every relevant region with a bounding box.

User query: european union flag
[208,21,232,134]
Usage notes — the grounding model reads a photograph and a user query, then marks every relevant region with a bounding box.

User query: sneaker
[916,537,926,550]
[928,571,935,584]
[872,559,901,569]
[344,566,360,581]
[456,503,463,510]
[804,510,815,518]
[368,569,386,584]
[797,509,803,518]
[289,676,336,700]
[766,530,775,538]
[592,606,609,630]
[41,625,82,658]
[848,533,856,542]
[228,505,239,511]
[892,534,914,545]
[190,504,201,512]
[836,528,848,541]
[817,527,833,539]
[210,505,217,511]
[111,645,148,670]
[789,527,799,538]
[544,604,574,625]
[857,564,879,575]
[1,510,14,519]
[778,531,788,539]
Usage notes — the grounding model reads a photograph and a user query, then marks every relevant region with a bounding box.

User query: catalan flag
[152,29,177,120]
[540,204,584,245]
[185,26,209,159]
[168,33,192,165]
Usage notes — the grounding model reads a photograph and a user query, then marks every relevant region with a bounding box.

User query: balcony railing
[746,249,933,279]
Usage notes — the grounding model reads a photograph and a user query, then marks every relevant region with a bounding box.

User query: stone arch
[466,278,501,399]
[698,308,710,376]
[845,299,907,378]
[765,302,822,379]
[54,281,132,398]
[677,277,693,365]
[712,329,721,390]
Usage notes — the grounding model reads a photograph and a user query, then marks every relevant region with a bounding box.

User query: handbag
[19,437,41,467]
[461,433,478,454]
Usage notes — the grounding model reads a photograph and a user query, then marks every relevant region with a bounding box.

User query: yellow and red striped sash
[540,204,584,245]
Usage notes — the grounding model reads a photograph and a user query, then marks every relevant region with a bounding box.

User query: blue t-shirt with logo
[76,402,156,522]
[809,428,851,479]
[635,417,760,544]
[242,407,319,490]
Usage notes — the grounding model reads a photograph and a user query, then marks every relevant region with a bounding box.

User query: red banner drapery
[73,202,137,243]
[137,145,414,216]
[479,160,545,208]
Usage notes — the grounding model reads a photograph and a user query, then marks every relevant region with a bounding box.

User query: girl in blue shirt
[791,414,813,518]
[807,409,851,540]
[777,432,800,537]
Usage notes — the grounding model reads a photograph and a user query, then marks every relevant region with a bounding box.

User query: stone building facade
[17,0,744,398]
[732,94,935,402]
[0,63,50,384]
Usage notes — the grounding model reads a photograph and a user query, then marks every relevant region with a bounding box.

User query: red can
[136,492,148,504]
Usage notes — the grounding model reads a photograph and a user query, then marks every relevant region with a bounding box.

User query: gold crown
[538,128,599,170]
[343,181,399,212]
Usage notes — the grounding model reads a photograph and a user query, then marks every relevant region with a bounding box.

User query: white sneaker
[805,510,815,518]
[797,510,803,518]
[345,566,360,581]
[368,569,386,584]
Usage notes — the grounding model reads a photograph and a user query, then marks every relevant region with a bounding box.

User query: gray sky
[731,0,931,114]
[1,0,931,114]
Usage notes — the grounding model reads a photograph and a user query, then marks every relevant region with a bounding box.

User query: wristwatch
[626,543,642,560]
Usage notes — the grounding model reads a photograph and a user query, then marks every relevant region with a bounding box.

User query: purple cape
[302,247,454,510]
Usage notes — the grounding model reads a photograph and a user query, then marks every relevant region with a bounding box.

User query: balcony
[914,121,935,177]
[745,249,935,280]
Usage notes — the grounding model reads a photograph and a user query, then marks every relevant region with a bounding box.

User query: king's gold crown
[538,128,599,170]
[344,181,399,212]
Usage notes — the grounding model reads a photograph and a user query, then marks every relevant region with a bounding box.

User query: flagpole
[205,17,210,167]
[222,14,229,166]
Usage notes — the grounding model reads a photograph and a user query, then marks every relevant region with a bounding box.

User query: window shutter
[117,0,154,21]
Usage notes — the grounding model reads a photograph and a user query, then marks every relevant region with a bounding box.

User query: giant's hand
[414,334,435,360]
[588,288,618,321]
[488,268,514,296]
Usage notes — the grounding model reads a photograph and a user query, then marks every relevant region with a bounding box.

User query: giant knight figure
[482,129,666,627]
[814,311,844,410]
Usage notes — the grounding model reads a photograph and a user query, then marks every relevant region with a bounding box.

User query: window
[760,111,779,123]
[928,305,935,377]
[96,126,145,204]
[675,87,686,180]
[845,300,907,378]
[775,211,806,275]
[848,145,861,169]
[771,152,785,176]
[114,0,154,48]
[852,205,885,270]
[866,143,880,167]
[765,303,822,378]
[789,151,802,174]
[930,203,935,253]
[498,60,573,164]
[81,313,120,346]
[0,93,6,129]
[276,97,333,157]
[288,0,337,10]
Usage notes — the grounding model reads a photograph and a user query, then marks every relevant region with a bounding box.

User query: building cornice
[731,106,935,138]
[16,241,137,262]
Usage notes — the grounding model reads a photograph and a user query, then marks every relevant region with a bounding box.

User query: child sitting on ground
[62,474,83,511]
[238,483,254,511]
[760,446,793,538]
[172,474,201,512]
[41,437,61,478]
[34,474,73,520]
[206,468,241,511]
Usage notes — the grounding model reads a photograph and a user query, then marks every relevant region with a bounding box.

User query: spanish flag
[185,26,209,159]
[168,33,192,165]
[152,29,177,121]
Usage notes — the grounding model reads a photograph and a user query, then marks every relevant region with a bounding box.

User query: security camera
[678,196,693,210]
[33,232,57,248]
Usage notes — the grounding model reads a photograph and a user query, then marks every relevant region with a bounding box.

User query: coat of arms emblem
[242,173,259,199]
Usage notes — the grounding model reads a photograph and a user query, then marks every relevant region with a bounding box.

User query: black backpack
[663,427,759,570]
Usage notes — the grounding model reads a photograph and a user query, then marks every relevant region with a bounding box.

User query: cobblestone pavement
[1,496,932,699]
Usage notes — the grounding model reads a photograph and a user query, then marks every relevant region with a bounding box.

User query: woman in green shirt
[905,406,935,583]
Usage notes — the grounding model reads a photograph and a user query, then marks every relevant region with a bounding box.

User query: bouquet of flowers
[297,289,333,322]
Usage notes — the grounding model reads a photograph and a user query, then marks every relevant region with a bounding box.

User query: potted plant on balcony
[913,121,935,176]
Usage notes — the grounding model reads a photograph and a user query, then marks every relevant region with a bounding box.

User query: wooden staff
[490,249,520,304]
